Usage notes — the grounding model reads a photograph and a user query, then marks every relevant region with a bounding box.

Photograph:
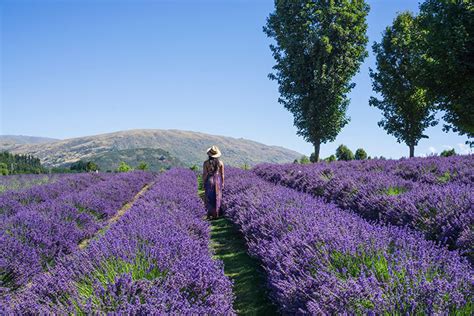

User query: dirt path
[78,182,154,249]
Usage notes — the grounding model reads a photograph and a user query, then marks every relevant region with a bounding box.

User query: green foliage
[264,0,370,161]
[75,253,166,310]
[0,151,45,174]
[324,154,337,162]
[336,145,354,161]
[417,0,474,142]
[210,218,277,314]
[299,155,310,164]
[70,160,88,172]
[241,163,251,170]
[309,153,318,163]
[437,171,452,184]
[189,164,198,172]
[86,161,99,172]
[384,186,408,196]
[370,12,438,158]
[70,160,99,172]
[440,148,456,157]
[116,161,133,172]
[136,162,149,171]
[0,163,9,176]
[354,148,368,160]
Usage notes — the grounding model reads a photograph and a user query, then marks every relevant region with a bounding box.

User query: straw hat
[207,145,222,158]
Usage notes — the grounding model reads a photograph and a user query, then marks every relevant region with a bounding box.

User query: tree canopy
[264,0,369,161]
[369,12,438,157]
[417,0,474,142]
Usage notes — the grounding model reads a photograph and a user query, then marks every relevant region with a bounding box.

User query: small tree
[86,161,99,172]
[189,164,198,172]
[440,148,456,157]
[0,163,9,175]
[325,155,336,162]
[70,160,88,172]
[299,156,310,164]
[336,145,354,161]
[137,162,149,171]
[116,161,133,172]
[354,148,368,160]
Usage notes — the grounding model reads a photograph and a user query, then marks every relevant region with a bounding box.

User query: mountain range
[0,129,302,171]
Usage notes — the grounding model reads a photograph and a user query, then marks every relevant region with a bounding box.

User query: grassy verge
[198,173,277,315]
[210,218,278,315]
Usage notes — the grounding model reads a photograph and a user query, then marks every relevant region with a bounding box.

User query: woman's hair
[208,157,220,173]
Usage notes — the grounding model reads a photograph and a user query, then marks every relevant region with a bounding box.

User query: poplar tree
[264,0,369,161]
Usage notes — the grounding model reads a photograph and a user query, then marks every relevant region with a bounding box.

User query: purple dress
[204,160,223,218]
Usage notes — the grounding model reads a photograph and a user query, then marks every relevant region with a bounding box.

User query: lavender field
[0,156,472,314]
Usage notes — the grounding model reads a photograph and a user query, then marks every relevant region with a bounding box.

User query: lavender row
[0,171,154,295]
[223,168,473,314]
[254,157,473,258]
[2,169,234,314]
[0,174,66,193]
[0,172,111,219]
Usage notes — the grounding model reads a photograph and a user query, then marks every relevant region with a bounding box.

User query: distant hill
[0,135,59,149]
[0,129,302,167]
[88,148,185,171]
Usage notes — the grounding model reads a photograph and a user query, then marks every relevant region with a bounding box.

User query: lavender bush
[254,155,474,257]
[223,168,473,314]
[0,171,154,294]
[0,174,65,193]
[2,169,234,314]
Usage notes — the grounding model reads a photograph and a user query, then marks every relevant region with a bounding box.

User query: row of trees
[265,0,473,160]
[370,1,473,157]
[296,145,368,164]
[0,151,46,175]
[69,160,150,173]
[296,144,456,164]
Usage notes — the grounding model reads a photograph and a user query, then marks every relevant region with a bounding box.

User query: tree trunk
[409,144,415,158]
[313,140,321,162]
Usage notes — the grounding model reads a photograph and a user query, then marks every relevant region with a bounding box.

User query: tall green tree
[370,12,438,158]
[264,0,369,161]
[418,0,474,142]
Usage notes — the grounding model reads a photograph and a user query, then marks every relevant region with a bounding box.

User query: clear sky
[1,0,471,158]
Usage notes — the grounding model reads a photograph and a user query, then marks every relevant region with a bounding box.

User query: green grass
[200,174,277,315]
[210,218,278,316]
[384,186,408,196]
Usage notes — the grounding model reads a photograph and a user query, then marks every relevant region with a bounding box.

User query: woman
[203,145,225,219]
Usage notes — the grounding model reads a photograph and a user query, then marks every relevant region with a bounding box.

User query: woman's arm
[220,161,225,189]
[202,161,208,184]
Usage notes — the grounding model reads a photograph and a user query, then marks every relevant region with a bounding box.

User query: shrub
[299,156,311,164]
[336,145,354,161]
[440,148,456,157]
[116,161,133,172]
[355,148,368,160]
[136,162,149,171]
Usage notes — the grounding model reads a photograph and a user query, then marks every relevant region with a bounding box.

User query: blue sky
[1,0,471,158]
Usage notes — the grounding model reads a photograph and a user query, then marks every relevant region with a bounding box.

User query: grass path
[199,174,277,315]
[209,218,278,315]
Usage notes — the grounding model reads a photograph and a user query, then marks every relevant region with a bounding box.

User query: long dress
[203,160,223,218]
